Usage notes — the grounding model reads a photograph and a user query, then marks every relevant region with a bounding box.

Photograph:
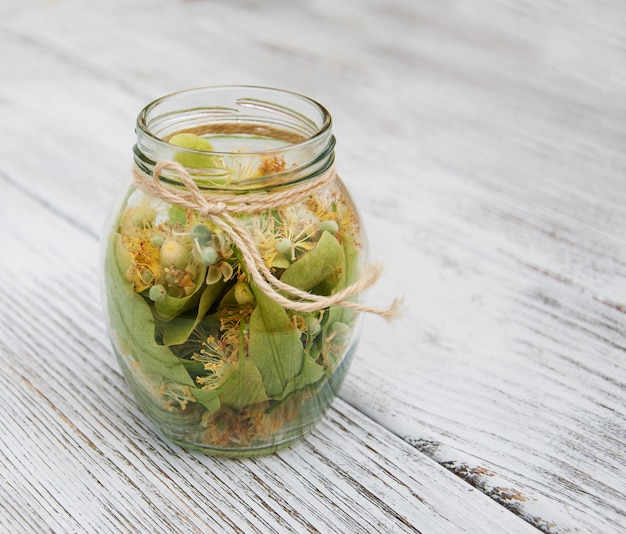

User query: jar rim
[136,84,332,156]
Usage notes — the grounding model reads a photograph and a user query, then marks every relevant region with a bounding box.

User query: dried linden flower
[160,240,188,268]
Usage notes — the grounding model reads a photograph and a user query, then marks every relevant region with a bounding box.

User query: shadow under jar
[102,86,367,456]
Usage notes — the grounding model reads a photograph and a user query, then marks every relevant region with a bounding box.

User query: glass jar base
[113,339,359,457]
[161,428,313,457]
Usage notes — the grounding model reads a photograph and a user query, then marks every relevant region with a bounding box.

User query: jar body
[102,87,365,456]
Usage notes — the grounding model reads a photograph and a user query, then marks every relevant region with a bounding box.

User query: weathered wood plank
[1,0,625,532]
[0,181,535,533]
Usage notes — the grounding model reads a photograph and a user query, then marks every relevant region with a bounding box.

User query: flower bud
[200,246,219,265]
[319,220,339,234]
[328,321,350,345]
[305,316,322,337]
[149,284,167,303]
[191,224,212,246]
[276,237,293,255]
[234,281,256,306]
[150,235,164,248]
[160,240,188,268]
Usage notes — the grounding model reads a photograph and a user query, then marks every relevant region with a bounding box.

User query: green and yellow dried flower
[104,139,363,454]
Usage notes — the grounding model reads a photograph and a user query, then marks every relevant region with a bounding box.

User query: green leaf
[154,264,208,322]
[342,233,361,287]
[280,231,345,293]
[248,285,305,398]
[169,205,187,225]
[180,358,206,376]
[308,337,323,363]
[104,233,194,386]
[191,324,268,412]
[218,360,269,410]
[161,280,225,346]
[281,355,324,399]
[189,387,221,413]
[216,284,238,309]
[325,233,361,326]
[319,233,361,369]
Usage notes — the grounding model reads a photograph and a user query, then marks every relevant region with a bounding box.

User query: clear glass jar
[102,86,366,456]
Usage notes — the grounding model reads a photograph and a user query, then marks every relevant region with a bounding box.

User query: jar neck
[133,86,335,192]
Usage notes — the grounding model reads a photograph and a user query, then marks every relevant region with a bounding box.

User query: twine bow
[133,161,401,320]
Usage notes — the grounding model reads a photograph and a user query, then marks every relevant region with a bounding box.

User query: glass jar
[102,86,369,456]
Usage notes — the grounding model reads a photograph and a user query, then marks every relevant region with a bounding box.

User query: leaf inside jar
[248,288,306,399]
[105,233,195,386]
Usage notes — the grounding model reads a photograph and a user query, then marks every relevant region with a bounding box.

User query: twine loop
[133,161,401,320]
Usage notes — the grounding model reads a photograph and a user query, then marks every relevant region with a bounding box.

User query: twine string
[133,161,400,320]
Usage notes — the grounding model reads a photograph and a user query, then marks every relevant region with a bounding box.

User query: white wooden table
[1,1,625,532]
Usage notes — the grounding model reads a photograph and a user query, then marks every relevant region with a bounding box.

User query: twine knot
[198,201,228,217]
[132,160,401,320]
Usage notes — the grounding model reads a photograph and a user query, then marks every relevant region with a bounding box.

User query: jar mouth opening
[137,85,332,155]
[135,85,334,191]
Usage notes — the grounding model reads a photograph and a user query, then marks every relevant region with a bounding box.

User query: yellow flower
[203,305,249,367]
[249,206,319,269]
[248,212,282,268]
[158,383,196,412]
[306,191,360,244]
[121,230,164,293]
[192,336,231,390]
[275,205,317,261]
[159,240,188,268]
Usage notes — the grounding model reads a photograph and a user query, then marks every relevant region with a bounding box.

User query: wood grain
[0,182,537,533]
[0,0,625,532]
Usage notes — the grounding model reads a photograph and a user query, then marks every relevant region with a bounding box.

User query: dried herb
[105,233,195,386]
[248,287,306,398]
[103,148,363,451]
[160,280,225,346]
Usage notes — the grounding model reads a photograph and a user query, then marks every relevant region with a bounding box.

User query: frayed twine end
[357,262,404,322]
[380,297,405,322]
